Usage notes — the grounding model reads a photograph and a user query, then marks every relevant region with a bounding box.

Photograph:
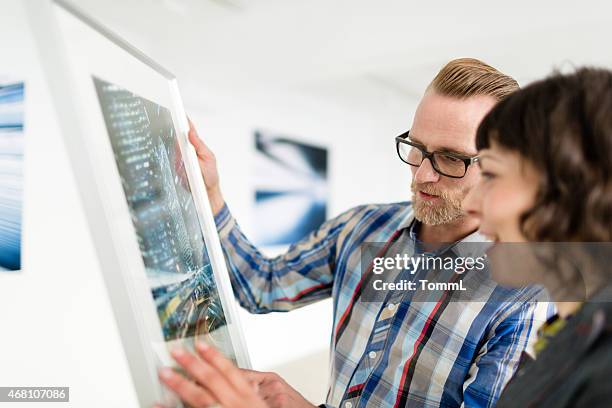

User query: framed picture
[27,1,250,406]
[0,80,24,272]
[253,130,328,247]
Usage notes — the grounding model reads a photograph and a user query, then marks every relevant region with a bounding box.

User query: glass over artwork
[93,76,237,360]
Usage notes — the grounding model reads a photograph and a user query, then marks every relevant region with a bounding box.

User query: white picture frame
[26,1,251,406]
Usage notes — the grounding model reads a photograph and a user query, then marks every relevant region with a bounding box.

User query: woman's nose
[462,182,482,219]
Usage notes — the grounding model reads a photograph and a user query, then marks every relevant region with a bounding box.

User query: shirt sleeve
[213,203,365,314]
[461,294,552,408]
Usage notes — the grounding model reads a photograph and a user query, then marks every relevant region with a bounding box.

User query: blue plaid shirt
[214,202,551,408]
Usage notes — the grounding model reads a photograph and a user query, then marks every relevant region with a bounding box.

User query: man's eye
[440,155,461,163]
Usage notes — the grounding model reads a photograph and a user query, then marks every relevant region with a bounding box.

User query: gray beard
[412,195,465,225]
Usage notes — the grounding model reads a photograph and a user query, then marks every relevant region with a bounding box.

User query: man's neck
[418,217,480,243]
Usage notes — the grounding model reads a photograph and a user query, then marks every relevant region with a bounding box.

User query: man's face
[409,90,497,225]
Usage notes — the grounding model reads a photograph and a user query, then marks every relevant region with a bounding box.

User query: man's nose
[413,158,440,184]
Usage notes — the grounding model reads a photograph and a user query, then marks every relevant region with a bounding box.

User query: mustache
[411,181,446,198]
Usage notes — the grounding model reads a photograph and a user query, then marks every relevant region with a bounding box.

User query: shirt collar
[398,205,491,256]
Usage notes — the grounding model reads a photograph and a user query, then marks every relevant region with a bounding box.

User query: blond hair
[428,58,519,101]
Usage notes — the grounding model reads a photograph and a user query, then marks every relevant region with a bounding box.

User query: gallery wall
[0,0,413,405]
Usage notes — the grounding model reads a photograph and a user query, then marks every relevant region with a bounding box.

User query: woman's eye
[481,171,496,180]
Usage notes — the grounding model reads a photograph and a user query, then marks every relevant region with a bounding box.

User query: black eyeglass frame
[395,130,480,179]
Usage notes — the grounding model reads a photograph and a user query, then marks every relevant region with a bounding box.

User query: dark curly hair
[476,67,612,243]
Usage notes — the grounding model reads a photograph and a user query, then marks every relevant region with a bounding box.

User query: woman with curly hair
[463,67,612,407]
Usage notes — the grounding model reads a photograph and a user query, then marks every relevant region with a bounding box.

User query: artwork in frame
[93,76,239,359]
[253,130,328,247]
[0,80,24,272]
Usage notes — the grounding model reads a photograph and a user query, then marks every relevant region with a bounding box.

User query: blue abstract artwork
[0,81,24,272]
[253,131,328,246]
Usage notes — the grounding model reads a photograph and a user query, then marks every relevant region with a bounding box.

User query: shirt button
[387,303,396,311]
[369,351,377,359]
[345,402,353,408]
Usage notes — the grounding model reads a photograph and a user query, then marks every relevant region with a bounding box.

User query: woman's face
[462,141,541,286]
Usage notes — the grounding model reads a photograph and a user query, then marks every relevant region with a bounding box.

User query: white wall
[0,1,413,406]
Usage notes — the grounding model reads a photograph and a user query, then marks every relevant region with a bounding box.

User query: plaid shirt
[214,202,550,408]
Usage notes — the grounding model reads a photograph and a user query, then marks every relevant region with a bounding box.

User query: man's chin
[413,203,463,226]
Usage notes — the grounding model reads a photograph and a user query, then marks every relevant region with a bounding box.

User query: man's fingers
[236,369,264,393]
[186,118,210,157]
[187,117,200,144]
[257,377,288,399]
[158,367,216,408]
[170,348,240,407]
[240,368,277,384]
[262,393,291,408]
[195,341,253,394]
[188,126,207,155]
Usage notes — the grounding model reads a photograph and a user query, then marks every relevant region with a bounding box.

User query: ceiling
[71,0,612,115]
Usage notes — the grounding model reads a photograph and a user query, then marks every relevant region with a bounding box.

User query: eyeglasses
[395,130,479,178]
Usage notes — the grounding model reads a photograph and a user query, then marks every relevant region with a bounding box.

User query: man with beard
[168,58,550,408]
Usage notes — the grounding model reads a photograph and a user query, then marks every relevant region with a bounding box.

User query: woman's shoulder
[554,295,612,407]
[496,285,612,408]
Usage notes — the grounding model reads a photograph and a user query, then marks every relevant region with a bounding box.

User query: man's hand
[155,341,266,408]
[187,118,225,216]
[242,370,318,408]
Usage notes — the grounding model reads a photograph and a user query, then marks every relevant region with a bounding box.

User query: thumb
[187,117,208,156]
